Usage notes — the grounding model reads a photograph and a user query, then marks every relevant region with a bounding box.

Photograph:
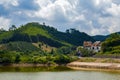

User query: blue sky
[0,0,120,35]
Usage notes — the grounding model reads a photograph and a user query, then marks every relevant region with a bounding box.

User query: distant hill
[92,32,120,41]
[92,35,108,41]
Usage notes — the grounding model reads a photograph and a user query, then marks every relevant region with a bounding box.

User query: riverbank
[67,57,120,70]
[1,58,120,71]
[67,61,120,70]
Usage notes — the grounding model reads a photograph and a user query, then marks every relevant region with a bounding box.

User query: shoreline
[1,61,120,71]
[67,62,120,70]
[0,63,57,67]
[0,63,67,67]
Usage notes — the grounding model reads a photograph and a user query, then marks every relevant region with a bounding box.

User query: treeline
[0,40,77,64]
[0,50,77,64]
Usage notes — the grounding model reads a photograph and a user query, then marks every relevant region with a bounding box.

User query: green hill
[0,22,95,52]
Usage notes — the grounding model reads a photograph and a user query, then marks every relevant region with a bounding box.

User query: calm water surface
[0,66,120,80]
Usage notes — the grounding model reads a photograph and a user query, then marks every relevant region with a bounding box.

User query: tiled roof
[92,41,101,46]
[84,41,92,47]
[83,41,101,47]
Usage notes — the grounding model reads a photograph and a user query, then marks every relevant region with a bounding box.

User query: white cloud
[106,3,120,16]
[98,17,120,34]
[34,0,83,21]
[11,0,19,6]
[33,0,120,35]
[0,17,11,30]
[0,0,19,9]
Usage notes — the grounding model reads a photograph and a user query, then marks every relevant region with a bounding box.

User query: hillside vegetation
[0,22,120,64]
[101,33,120,54]
[0,22,94,64]
[0,22,94,48]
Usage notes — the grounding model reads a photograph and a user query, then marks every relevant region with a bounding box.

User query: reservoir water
[0,66,120,80]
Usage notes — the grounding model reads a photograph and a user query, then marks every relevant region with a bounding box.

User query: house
[83,41,101,52]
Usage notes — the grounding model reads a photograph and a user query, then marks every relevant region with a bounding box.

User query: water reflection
[0,66,73,72]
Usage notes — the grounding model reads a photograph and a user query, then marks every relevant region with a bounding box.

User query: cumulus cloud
[0,17,11,30]
[106,3,120,16]
[0,0,120,35]
[0,0,19,9]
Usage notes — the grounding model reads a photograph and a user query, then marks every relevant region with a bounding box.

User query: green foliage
[0,51,18,63]
[15,54,20,63]
[77,47,95,57]
[54,54,73,64]
[56,46,76,55]
[101,33,120,54]
[2,41,39,52]
[0,22,94,47]
[0,50,77,64]
[0,22,94,64]
[21,25,51,38]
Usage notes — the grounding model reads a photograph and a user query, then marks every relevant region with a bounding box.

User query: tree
[50,49,54,54]
[77,47,94,57]
[9,25,17,31]
[0,28,6,32]
[66,29,70,33]
[15,54,20,63]
[43,22,45,25]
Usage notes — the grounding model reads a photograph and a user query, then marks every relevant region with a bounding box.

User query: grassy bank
[77,57,120,63]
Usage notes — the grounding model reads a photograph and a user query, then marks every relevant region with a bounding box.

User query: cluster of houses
[83,41,101,52]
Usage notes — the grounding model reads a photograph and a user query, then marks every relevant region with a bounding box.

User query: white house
[83,41,101,52]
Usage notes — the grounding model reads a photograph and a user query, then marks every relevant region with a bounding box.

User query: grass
[77,57,120,63]
[32,42,56,53]
[0,31,13,41]
[22,26,51,38]
[1,41,39,52]
[77,58,97,62]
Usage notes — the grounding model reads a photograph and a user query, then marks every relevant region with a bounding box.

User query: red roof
[92,41,101,46]
[83,41,101,47]
[83,41,92,47]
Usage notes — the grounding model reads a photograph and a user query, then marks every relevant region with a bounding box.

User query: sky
[0,0,120,35]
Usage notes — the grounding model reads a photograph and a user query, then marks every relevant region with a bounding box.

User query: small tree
[9,25,17,31]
